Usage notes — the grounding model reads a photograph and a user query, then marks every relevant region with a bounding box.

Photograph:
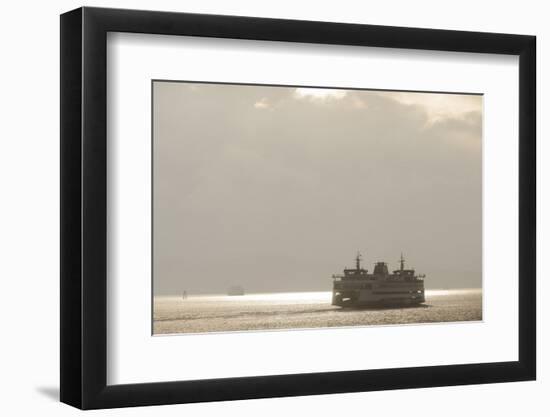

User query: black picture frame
[60,6,536,410]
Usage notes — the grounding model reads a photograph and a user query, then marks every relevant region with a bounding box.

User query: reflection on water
[153,289,482,335]
[190,291,331,303]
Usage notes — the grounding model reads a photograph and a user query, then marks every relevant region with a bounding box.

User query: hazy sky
[153,81,482,295]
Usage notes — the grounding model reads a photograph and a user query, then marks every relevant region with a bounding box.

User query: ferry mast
[355,252,362,270]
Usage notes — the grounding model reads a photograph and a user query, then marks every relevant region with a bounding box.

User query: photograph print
[152,81,482,335]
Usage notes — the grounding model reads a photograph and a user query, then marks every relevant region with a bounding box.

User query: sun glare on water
[241,291,331,302]
[179,291,331,303]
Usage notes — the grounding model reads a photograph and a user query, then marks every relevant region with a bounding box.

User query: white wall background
[0,0,545,415]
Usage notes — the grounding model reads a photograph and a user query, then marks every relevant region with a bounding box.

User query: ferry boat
[332,252,425,307]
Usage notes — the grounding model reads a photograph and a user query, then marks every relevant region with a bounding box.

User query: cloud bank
[153,82,482,295]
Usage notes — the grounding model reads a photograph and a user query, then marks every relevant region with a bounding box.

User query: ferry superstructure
[332,253,425,307]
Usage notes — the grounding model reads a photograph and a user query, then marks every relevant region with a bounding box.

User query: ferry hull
[332,289,425,308]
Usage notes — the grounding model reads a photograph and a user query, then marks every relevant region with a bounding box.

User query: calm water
[153,289,482,335]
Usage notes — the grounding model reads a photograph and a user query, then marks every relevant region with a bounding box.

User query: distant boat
[227,285,245,296]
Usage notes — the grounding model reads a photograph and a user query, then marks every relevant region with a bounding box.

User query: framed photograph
[60,6,536,409]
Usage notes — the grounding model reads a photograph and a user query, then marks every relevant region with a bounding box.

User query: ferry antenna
[356,251,363,270]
